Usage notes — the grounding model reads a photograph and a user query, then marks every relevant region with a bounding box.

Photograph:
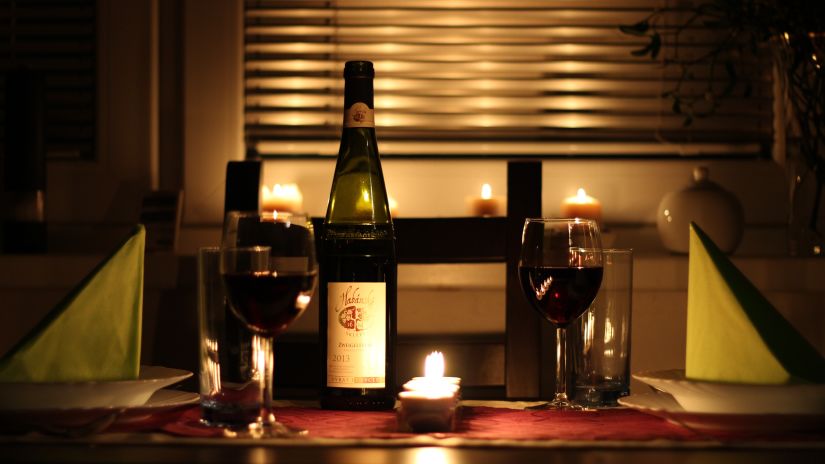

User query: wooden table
[2,401,823,464]
[3,438,824,464]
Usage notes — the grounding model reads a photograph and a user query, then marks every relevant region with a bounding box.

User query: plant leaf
[704,91,715,103]
[724,63,739,98]
[672,98,682,114]
[725,60,737,79]
[631,43,652,57]
[650,33,662,59]
[619,20,650,36]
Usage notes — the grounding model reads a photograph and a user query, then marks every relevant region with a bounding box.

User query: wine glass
[519,218,603,410]
[221,211,318,436]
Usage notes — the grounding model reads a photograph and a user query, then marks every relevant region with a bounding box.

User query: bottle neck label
[343,102,374,128]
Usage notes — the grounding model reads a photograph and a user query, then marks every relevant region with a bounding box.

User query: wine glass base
[242,420,308,438]
[249,413,309,438]
[223,413,307,438]
[526,399,586,411]
[249,422,308,438]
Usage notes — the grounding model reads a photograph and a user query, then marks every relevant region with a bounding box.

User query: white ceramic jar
[657,167,744,254]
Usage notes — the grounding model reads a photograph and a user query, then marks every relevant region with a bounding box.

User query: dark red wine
[223,271,316,336]
[518,266,603,327]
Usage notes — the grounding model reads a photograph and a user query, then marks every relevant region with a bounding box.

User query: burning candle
[398,351,461,433]
[403,351,461,394]
[261,184,303,213]
[469,183,502,217]
[561,188,602,224]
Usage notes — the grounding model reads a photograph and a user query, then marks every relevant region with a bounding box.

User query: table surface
[3,439,824,464]
[2,401,824,464]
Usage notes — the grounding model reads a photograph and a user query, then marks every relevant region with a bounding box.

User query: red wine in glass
[518,218,603,410]
[220,213,319,436]
[223,271,317,336]
[518,266,603,328]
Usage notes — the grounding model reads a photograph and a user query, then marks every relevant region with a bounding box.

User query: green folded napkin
[0,226,145,382]
[686,222,825,384]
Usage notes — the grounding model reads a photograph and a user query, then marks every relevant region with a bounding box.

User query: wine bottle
[319,61,397,410]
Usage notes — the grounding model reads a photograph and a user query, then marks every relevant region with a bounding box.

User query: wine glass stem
[258,335,275,424]
[554,326,569,403]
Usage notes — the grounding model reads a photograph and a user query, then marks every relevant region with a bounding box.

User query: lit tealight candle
[261,184,303,213]
[469,183,502,217]
[561,188,602,224]
[403,351,461,394]
[398,351,461,433]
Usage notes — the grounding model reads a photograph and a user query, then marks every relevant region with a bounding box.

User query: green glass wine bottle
[319,61,397,410]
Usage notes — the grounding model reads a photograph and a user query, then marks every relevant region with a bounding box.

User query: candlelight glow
[252,335,267,381]
[412,447,450,464]
[204,338,221,394]
[401,351,459,399]
[470,183,501,216]
[262,184,302,201]
[481,184,492,200]
[561,187,602,223]
[425,351,445,378]
[388,196,399,217]
[575,188,593,203]
[296,294,312,309]
[261,183,303,213]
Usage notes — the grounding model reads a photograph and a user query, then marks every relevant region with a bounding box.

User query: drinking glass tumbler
[197,246,260,428]
[571,248,633,408]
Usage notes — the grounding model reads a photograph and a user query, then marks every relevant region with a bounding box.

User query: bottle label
[343,102,375,128]
[326,282,386,388]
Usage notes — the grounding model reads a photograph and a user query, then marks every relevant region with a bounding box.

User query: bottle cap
[344,61,374,79]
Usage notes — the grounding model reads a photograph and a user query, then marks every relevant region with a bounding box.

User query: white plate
[0,389,198,435]
[634,369,825,415]
[619,392,825,432]
[0,366,192,410]
[108,389,198,428]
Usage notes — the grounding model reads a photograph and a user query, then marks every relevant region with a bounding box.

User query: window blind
[244,0,772,157]
[0,0,97,160]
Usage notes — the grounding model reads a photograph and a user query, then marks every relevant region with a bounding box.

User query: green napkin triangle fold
[0,225,145,382]
[686,222,825,384]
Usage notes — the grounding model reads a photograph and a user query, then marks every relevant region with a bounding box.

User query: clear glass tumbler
[197,246,260,428]
[571,248,633,408]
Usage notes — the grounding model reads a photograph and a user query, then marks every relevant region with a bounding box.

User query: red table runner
[150,406,825,443]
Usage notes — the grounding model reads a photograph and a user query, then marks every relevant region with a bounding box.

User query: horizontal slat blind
[244,0,771,157]
[0,0,96,160]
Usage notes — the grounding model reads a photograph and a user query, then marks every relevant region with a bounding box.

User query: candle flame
[425,351,445,378]
[261,183,303,213]
[262,183,302,200]
[567,187,597,205]
[481,183,492,200]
